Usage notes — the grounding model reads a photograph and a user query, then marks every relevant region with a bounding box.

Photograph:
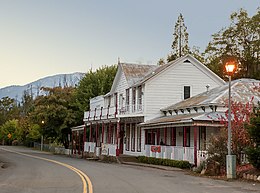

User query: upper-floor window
[125,89,130,111]
[108,95,111,107]
[132,88,136,103]
[138,86,142,105]
[119,93,123,108]
[184,86,190,99]
[114,93,118,107]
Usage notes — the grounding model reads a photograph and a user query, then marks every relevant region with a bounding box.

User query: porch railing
[145,145,195,164]
[84,104,144,121]
[101,143,117,156]
[84,142,96,153]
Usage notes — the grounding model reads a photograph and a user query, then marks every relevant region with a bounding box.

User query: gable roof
[108,63,157,95]
[133,54,225,86]
[161,78,260,111]
[107,54,225,95]
[121,63,157,87]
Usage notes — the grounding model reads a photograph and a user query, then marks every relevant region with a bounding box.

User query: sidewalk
[121,161,183,172]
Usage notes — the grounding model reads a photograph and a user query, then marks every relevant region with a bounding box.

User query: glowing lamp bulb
[225,62,236,73]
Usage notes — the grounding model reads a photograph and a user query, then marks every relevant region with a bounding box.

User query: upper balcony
[84,104,144,121]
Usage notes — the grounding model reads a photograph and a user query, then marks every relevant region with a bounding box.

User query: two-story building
[72,54,226,164]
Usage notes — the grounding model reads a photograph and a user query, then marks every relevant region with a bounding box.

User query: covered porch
[141,113,223,166]
[84,116,144,157]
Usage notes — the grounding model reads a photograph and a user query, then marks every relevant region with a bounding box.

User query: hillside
[0,72,85,102]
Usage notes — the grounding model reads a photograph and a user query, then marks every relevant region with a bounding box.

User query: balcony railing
[84,104,144,121]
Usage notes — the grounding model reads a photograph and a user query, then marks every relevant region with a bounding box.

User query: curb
[121,161,183,172]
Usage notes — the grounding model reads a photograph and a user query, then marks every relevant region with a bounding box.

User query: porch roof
[71,125,85,131]
[161,79,260,112]
[140,112,224,129]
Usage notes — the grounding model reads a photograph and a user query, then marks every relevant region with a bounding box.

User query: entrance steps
[117,155,138,164]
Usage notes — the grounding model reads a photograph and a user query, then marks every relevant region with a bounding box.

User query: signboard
[101,144,108,155]
[151,146,161,153]
[7,133,12,139]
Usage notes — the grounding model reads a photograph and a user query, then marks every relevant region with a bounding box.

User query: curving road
[0,146,259,193]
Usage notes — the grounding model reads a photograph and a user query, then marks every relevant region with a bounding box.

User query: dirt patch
[0,161,10,169]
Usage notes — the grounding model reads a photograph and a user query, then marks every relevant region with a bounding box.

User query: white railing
[84,103,145,119]
[84,142,96,153]
[197,150,208,166]
[145,145,195,164]
[84,106,117,121]
[101,143,117,156]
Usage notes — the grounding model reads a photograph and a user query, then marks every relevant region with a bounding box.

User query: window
[184,86,190,99]
[132,88,136,112]
[137,86,142,111]
[114,93,118,107]
[119,94,123,108]
[125,89,130,112]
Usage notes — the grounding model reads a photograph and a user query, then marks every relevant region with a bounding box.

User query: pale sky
[0,0,259,88]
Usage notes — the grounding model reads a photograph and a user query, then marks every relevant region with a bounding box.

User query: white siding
[90,96,104,110]
[112,70,128,108]
[144,61,223,121]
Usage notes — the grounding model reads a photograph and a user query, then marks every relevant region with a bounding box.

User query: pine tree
[168,13,189,62]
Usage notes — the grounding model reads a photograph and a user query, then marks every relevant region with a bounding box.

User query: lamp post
[41,120,45,151]
[225,61,236,179]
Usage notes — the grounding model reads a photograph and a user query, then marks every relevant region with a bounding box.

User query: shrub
[246,147,260,169]
[137,156,190,169]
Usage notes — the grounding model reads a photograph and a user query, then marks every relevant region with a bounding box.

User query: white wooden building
[72,54,226,164]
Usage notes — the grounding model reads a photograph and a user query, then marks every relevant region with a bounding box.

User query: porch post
[96,123,98,145]
[83,125,86,152]
[89,122,92,142]
[194,126,198,166]
[145,129,148,144]
[108,121,111,144]
[77,131,80,155]
[101,122,104,143]
[83,125,86,143]
[116,121,120,156]
[72,131,76,154]
[164,128,167,145]
[157,128,160,145]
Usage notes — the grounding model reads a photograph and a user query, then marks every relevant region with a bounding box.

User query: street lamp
[225,60,236,179]
[41,120,45,151]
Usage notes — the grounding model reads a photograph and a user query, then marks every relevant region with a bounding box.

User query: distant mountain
[0,72,85,102]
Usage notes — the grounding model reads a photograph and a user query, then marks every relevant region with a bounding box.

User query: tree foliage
[205,8,260,79]
[0,119,19,145]
[29,86,79,148]
[245,103,260,169]
[207,99,253,167]
[75,65,117,112]
[0,97,19,126]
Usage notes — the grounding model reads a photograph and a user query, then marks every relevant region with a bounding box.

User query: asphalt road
[0,146,259,193]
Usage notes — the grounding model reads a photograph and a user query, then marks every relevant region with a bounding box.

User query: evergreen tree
[168,13,189,62]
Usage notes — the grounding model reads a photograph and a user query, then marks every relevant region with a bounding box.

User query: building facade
[72,54,226,165]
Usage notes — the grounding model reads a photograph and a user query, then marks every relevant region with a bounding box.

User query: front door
[119,124,125,154]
